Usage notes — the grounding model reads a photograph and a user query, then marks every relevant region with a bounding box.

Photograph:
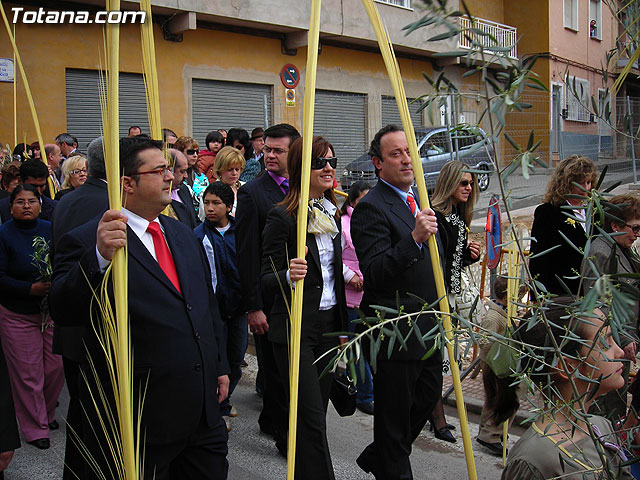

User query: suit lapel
[306,231,321,272]
[160,216,188,297]
[262,173,285,205]
[379,182,415,231]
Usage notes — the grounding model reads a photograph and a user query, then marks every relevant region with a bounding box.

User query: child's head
[521,298,624,402]
[203,182,234,226]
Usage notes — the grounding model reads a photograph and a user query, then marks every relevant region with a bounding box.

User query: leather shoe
[434,427,456,443]
[356,453,381,477]
[28,438,50,450]
[477,438,506,457]
[356,401,374,416]
[48,420,59,430]
[443,423,455,430]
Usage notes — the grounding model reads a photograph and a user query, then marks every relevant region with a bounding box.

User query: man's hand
[97,210,128,261]
[217,375,230,404]
[411,208,438,244]
[249,310,269,335]
[0,450,14,472]
[468,241,482,260]
[624,343,637,363]
[348,273,363,292]
[289,257,308,282]
[29,281,50,297]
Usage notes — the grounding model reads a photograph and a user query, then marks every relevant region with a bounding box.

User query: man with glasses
[236,123,300,456]
[50,137,230,480]
[0,159,57,223]
[351,125,442,480]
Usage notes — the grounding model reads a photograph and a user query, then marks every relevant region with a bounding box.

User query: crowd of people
[0,122,639,480]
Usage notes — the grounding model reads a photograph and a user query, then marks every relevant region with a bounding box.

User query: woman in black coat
[529,155,598,295]
[261,136,347,480]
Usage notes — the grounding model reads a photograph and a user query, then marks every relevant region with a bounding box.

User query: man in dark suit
[50,136,110,480]
[351,124,442,480]
[0,159,57,222]
[0,342,20,480]
[167,149,198,229]
[49,137,230,480]
[236,123,300,454]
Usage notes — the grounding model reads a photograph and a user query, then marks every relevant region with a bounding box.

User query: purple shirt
[267,171,289,195]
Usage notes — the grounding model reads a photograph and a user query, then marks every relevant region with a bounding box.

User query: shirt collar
[267,171,288,186]
[122,207,159,238]
[380,178,412,204]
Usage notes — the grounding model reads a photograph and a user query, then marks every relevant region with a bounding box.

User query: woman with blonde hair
[428,160,482,443]
[55,155,87,200]
[529,155,598,295]
[213,146,246,217]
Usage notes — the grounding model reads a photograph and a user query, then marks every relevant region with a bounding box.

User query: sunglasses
[626,223,640,234]
[186,149,199,155]
[311,156,337,170]
[460,180,472,187]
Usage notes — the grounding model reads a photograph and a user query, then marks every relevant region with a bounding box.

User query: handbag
[330,367,357,417]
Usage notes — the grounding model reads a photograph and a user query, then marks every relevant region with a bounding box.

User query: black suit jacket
[50,176,110,362]
[172,199,197,229]
[0,342,20,453]
[49,215,229,443]
[236,172,285,313]
[0,194,57,223]
[351,181,440,361]
[529,202,588,295]
[260,206,347,344]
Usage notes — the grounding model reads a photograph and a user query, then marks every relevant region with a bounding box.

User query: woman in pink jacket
[341,181,374,415]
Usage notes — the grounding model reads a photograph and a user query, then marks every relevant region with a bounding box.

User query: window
[566,75,591,122]
[375,0,411,8]
[564,0,579,31]
[589,0,602,39]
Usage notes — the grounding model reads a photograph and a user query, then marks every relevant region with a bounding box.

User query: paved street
[6,354,522,480]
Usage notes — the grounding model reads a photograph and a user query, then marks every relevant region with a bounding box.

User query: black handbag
[330,368,357,417]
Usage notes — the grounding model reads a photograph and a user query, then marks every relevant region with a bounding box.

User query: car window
[420,132,450,157]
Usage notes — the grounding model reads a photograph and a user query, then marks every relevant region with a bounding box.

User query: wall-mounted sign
[285,88,295,107]
[280,64,299,89]
[0,58,14,83]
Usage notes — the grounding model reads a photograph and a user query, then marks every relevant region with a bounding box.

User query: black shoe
[356,454,380,476]
[357,401,374,415]
[28,438,50,450]
[434,427,456,443]
[477,438,506,457]
[48,420,59,430]
[444,423,455,430]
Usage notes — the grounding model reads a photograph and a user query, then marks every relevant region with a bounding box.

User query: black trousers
[62,357,84,480]
[358,352,443,480]
[272,309,338,480]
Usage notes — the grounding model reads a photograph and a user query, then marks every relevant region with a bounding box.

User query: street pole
[628,96,637,184]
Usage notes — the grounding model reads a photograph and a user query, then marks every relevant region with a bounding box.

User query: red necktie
[407,191,417,217]
[147,221,181,294]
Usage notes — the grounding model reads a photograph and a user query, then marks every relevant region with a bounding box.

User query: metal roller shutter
[381,95,423,129]
[65,69,149,150]
[314,90,366,176]
[191,79,272,147]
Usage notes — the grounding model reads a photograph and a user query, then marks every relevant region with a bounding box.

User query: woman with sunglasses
[580,193,640,425]
[175,136,209,217]
[261,136,346,480]
[428,160,481,443]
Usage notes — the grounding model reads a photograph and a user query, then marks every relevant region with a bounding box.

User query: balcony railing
[458,16,518,59]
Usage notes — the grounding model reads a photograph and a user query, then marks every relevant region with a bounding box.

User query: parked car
[340,126,495,192]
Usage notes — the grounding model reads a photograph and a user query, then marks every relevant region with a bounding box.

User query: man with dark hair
[50,136,110,480]
[351,124,442,479]
[128,126,142,137]
[0,159,57,222]
[50,136,230,479]
[236,123,300,454]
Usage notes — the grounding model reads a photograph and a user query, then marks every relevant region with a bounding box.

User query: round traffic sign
[280,64,300,89]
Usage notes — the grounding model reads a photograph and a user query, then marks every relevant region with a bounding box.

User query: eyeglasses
[70,169,88,176]
[134,166,171,177]
[263,146,288,156]
[13,199,39,207]
[311,156,338,170]
[460,180,472,187]
[626,223,640,234]
[186,149,199,155]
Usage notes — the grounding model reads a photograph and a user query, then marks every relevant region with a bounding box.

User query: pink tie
[147,221,181,294]
[407,192,417,217]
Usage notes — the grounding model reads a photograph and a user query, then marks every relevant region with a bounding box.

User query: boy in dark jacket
[195,182,247,430]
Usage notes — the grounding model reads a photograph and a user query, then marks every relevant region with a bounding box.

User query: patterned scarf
[307,198,338,238]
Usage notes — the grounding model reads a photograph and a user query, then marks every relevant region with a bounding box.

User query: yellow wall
[463,0,504,24]
[0,6,436,148]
